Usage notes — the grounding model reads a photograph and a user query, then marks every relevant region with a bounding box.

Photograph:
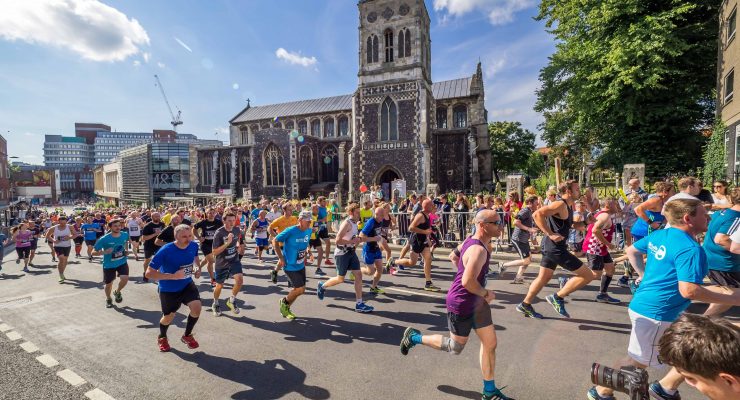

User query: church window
[239,156,250,184]
[398,29,411,58]
[436,107,447,129]
[220,157,231,185]
[338,116,349,136]
[384,29,394,63]
[324,118,335,138]
[380,97,398,141]
[404,29,411,57]
[285,120,294,130]
[372,36,379,63]
[250,124,258,133]
[264,144,285,186]
[453,105,468,128]
[311,119,321,136]
[240,127,248,144]
[298,120,308,135]
[299,146,314,179]
[398,30,405,58]
[320,145,339,182]
[367,35,379,64]
[200,159,212,186]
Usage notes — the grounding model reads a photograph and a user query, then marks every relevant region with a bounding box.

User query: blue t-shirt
[94,232,129,269]
[317,206,328,222]
[629,228,708,322]
[250,208,261,221]
[149,241,199,292]
[274,225,312,272]
[703,209,740,272]
[361,217,383,253]
[81,223,100,240]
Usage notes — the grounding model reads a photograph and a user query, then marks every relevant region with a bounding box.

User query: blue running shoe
[595,293,620,304]
[649,382,682,400]
[482,387,512,400]
[516,303,543,319]
[587,387,615,400]
[617,275,630,288]
[546,294,570,318]
[316,282,325,301]
[355,302,374,313]
[400,327,420,355]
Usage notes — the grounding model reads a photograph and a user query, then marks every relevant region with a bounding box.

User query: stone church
[195,0,491,201]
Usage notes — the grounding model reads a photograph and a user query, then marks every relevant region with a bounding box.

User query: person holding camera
[588,199,740,400]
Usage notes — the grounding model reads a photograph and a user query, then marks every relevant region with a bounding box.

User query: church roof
[432,77,472,100]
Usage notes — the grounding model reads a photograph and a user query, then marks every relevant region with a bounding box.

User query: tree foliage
[525,150,546,178]
[535,0,718,176]
[702,119,727,185]
[488,121,536,182]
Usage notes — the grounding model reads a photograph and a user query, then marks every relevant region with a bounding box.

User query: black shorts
[129,236,140,243]
[586,253,614,271]
[144,247,161,259]
[309,238,322,249]
[511,240,531,259]
[73,237,84,245]
[708,270,740,288]
[214,263,244,284]
[16,247,30,259]
[103,263,129,284]
[540,246,583,272]
[447,303,493,337]
[159,281,200,315]
[410,234,428,254]
[285,268,307,289]
[318,226,329,240]
[569,241,584,253]
[335,252,360,276]
[54,246,71,257]
[30,240,38,250]
[200,242,213,256]
[85,239,97,246]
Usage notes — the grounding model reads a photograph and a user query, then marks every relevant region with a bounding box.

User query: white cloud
[485,57,506,79]
[0,0,150,62]
[232,83,239,90]
[174,36,192,53]
[491,108,516,118]
[433,0,536,26]
[275,48,318,68]
[23,154,40,158]
[142,52,150,63]
[22,132,37,137]
[133,60,141,67]
[157,61,166,69]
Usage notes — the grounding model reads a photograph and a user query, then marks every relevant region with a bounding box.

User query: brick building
[197,0,491,200]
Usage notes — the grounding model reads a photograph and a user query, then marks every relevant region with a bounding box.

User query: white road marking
[85,388,116,400]
[36,354,59,368]
[57,369,87,386]
[0,323,11,332]
[20,341,39,353]
[383,286,445,299]
[6,330,22,340]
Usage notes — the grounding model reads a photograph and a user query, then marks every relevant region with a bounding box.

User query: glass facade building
[120,143,193,206]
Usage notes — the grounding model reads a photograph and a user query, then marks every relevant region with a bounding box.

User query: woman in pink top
[428,211,441,259]
[12,222,33,271]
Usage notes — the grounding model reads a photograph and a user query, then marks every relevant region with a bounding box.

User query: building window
[285,120,294,130]
[384,29,394,63]
[730,7,737,42]
[264,144,285,186]
[453,105,468,128]
[250,124,259,133]
[338,116,349,136]
[311,119,321,136]
[299,146,314,179]
[436,107,447,129]
[240,127,248,144]
[398,28,411,58]
[324,118,335,138]
[380,97,398,141]
[366,35,379,64]
[725,69,734,104]
[239,157,250,184]
[220,158,231,185]
[398,29,405,58]
[298,120,308,135]
[404,28,411,57]
[320,145,339,182]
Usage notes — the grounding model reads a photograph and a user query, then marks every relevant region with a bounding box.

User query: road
[0,208,734,400]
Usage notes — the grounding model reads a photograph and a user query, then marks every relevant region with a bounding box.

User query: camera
[591,363,649,400]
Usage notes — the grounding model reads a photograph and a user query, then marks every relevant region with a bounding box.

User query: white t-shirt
[712,194,730,206]
[731,224,740,244]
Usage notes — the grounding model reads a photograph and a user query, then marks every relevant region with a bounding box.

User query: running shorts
[285,268,307,288]
[200,242,213,256]
[16,247,30,259]
[159,281,200,316]
[447,303,493,337]
[335,252,360,276]
[54,246,71,257]
[586,253,614,271]
[85,239,97,247]
[511,240,531,259]
[318,226,329,240]
[540,246,583,272]
[362,248,383,265]
[129,235,140,243]
[627,309,671,367]
[214,263,244,284]
[103,263,129,284]
[73,237,84,245]
[309,238,322,249]
[256,238,269,248]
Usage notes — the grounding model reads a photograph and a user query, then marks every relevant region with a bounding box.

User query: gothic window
[285,120,294,130]
[324,118,335,138]
[299,146,314,179]
[200,159,212,185]
[453,105,468,128]
[384,29,394,63]
[404,28,411,57]
[264,144,285,186]
[320,145,339,182]
[380,97,398,141]
[338,116,349,136]
[366,36,373,64]
[311,119,321,136]
[220,157,231,185]
[240,127,248,144]
[436,107,447,129]
[298,120,308,135]
[372,35,379,63]
[398,29,405,58]
[239,157,250,184]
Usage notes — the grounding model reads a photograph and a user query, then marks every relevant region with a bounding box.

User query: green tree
[702,119,727,185]
[488,121,536,183]
[535,0,717,176]
[524,150,546,178]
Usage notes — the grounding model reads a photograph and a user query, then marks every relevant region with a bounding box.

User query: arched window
[299,146,314,179]
[298,120,308,135]
[320,145,339,182]
[285,120,294,130]
[380,97,398,141]
[264,144,285,186]
[384,29,394,63]
[338,116,349,136]
[311,119,321,136]
[436,107,447,129]
[372,35,379,63]
[220,157,231,185]
[398,29,405,59]
[200,159,212,186]
[324,118,335,138]
[453,105,468,128]
[366,36,373,64]
[404,28,411,57]
[240,127,248,144]
[239,157,250,184]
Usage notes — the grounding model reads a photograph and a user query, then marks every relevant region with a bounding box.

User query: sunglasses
[482,220,502,226]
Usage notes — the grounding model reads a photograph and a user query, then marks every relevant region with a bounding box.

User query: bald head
[422,199,434,213]
[474,209,498,224]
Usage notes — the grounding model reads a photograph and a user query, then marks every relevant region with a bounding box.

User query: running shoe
[348,272,355,281]
[369,286,385,294]
[389,266,397,276]
[648,382,682,400]
[270,270,278,284]
[355,302,374,313]
[595,293,620,304]
[558,276,569,289]
[424,282,441,292]
[617,276,630,288]
[587,387,615,400]
[324,259,334,266]
[58,274,65,284]
[106,298,113,308]
[157,337,171,352]
[515,303,543,319]
[211,303,222,317]
[15,258,20,264]
[482,388,512,400]
[315,268,327,277]
[143,274,149,283]
[316,282,325,300]
[384,257,394,272]
[397,264,405,271]
[279,299,295,320]
[113,290,123,303]
[226,297,240,314]
[22,267,30,273]
[88,256,93,262]
[181,334,199,349]
[400,327,420,355]
[545,294,570,318]
[510,277,525,284]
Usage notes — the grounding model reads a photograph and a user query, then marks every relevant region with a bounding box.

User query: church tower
[350,0,434,197]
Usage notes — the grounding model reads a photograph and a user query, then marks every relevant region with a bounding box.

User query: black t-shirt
[142,221,165,250]
[157,226,176,244]
[697,189,714,204]
[194,219,223,244]
[212,226,243,269]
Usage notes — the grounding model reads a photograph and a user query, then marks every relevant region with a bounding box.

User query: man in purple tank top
[399,210,512,400]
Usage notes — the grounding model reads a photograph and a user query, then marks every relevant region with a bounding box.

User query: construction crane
[153,74,183,132]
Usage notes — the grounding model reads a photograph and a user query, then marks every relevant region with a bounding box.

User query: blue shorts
[214,263,243,284]
[255,238,269,248]
[362,249,383,265]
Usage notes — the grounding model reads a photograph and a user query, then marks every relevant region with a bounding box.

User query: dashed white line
[19,341,39,353]
[85,388,116,400]
[36,353,59,368]
[57,369,87,386]
[0,323,11,332]
[383,286,446,299]
[6,330,22,341]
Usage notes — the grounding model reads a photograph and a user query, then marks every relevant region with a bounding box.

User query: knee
[442,337,466,355]
[296,287,306,295]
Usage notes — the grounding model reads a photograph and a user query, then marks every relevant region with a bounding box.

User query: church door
[377,169,399,201]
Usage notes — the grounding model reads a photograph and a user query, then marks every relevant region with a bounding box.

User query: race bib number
[225,246,237,259]
[295,249,306,265]
[180,264,193,278]
[129,225,139,233]
[205,230,215,240]
[111,245,125,261]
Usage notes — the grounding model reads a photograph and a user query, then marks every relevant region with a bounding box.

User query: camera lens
[591,363,627,393]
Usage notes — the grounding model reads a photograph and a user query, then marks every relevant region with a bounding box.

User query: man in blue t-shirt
[702,187,740,316]
[316,196,334,268]
[146,224,203,353]
[589,199,740,400]
[81,216,101,261]
[273,210,313,320]
[93,219,130,308]
[360,205,386,295]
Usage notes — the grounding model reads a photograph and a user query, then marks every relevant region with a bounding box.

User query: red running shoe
[158,337,171,352]
[181,334,199,349]
[324,259,334,266]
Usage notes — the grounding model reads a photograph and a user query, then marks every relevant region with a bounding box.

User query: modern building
[93,160,121,205]
[196,0,490,201]
[0,134,10,206]
[119,142,195,206]
[720,0,740,178]
[10,163,59,205]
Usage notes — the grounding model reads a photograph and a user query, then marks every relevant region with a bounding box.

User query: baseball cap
[298,210,313,221]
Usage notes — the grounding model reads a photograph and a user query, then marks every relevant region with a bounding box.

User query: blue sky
[0,0,554,164]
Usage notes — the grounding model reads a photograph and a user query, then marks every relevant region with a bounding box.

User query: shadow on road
[170,349,330,400]
[63,279,101,290]
[437,384,482,399]
[116,306,186,329]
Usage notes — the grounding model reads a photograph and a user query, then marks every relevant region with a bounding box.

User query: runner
[391,199,441,291]
[125,212,144,261]
[146,224,203,352]
[380,203,395,273]
[92,219,130,308]
[273,210,314,320]
[141,212,165,283]
[268,203,297,284]
[45,216,78,283]
[582,197,620,304]
[27,219,42,266]
[249,209,270,262]
[307,204,326,276]
[502,196,539,284]
[72,217,84,258]
[11,223,32,272]
[316,203,375,312]
[155,215,181,247]
[316,196,333,268]
[193,208,223,286]
[399,210,511,400]
[359,205,387,294]
[702,187,740,316]
[515,180,594,319]
[81,216,101,262]
[210,212,245,316]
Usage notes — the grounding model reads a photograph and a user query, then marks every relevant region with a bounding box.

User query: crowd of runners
[0,177,739,400]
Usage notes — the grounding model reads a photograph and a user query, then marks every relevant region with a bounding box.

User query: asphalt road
[0,211,735,399]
